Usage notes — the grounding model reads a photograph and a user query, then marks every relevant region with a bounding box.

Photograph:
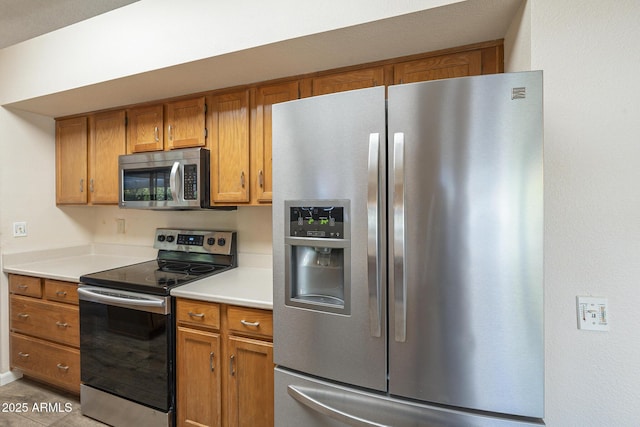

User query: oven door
[78,286,173,412]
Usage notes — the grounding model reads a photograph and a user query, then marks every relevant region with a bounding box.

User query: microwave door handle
[169,161,180,202]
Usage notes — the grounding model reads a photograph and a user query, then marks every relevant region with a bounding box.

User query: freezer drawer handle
[288,385,389,427]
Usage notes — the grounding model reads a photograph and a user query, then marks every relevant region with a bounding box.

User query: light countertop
[3,253,154,282]
[3,244,273,310]
[171,267,273,310]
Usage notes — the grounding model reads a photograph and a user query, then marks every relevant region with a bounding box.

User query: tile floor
[0,378,106,426]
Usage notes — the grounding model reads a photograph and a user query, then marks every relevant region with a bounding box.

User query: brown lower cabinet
[176,298,274,427]
[8,274,80,394]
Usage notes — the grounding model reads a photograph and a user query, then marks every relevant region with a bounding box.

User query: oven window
[122,168,173,201]
[80,300,173,412]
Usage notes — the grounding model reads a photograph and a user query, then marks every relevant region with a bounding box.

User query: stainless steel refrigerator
[272,71,544,426]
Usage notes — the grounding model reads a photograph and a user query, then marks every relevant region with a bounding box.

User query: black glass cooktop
[79,259,231,296]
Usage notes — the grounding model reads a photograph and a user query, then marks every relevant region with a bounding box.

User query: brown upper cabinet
[394,50,482,84]
[56,111,126,206]
[165,97,207,150]
[127,97,206,153]
[88,110,126,204]
[301,66,386,97]
[209,90,250,204]
[127,104,164,153]
[252,81,300,204]
[56,117,88,204]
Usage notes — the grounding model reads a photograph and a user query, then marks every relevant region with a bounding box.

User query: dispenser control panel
[289,206,344,238]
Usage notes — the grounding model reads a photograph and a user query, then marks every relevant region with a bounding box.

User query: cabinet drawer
[10,295,79,347]
[44,279,78,305]
[176,299,220,329]
[10,332,80,394]
[9,275,42,298]
[227,306,273,338]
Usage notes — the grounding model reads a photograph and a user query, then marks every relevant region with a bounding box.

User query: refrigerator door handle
[367,133,382,337]
[393,132,407,342]
[287,385,390,427]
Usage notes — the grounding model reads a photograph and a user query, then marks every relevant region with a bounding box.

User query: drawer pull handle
[56,291,68,297]
[17,313,30,319]
[56,321,70,328]
[240,319,260,327]
[56,364,69,372]
[188,312,205,318]
[230,354,235,376]
[18,352,30,358]
[210,352,215,372]
[17,284,29,289]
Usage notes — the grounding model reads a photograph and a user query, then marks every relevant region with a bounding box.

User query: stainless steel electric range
[78,228,237,427]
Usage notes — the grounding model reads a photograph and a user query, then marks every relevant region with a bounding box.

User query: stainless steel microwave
[119,148,210,210]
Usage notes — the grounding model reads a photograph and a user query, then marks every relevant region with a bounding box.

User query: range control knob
[166,235,175,243]
[217,238,226,247]
[157,235,166,242]
[207,237,216,246]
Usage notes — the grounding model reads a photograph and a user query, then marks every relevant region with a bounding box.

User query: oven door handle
[78,287,167,310]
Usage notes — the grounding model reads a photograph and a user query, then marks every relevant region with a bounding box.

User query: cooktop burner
[80,229,237,296]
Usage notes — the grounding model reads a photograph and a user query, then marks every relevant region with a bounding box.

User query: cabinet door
[166,97,206,150]
[393,50,482,84]
[209,90,250,203]
[127,104,164,153]
[88,110,126,204]
[305,67,385,96]
[253,81,299,203]
[56,117,88,204]
[177,326,221,427]
[227,336,274,427]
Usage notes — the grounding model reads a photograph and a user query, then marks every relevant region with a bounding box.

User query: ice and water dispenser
[285,200,350,315]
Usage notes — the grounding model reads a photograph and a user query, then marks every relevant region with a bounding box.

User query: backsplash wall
[90,205,273,265]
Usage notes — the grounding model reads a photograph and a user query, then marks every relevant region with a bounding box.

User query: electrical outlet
[577,296,609,331]
[13,222,27,237]
[116,218,126,234]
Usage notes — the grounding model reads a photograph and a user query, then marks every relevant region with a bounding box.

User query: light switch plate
[577,296,609,331]
[13,221,27,237]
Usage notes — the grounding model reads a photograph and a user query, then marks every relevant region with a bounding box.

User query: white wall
[528,0,640,425]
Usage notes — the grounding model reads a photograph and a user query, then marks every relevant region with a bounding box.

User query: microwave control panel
[289,206,345,239]
[183,164,198,200]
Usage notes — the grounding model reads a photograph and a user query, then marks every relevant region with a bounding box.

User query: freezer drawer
[275,367,544,427]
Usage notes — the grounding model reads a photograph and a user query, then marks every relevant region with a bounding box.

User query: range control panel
[289,206,345,239]
[154,228,235,255]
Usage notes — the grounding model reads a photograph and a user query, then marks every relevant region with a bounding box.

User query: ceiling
[3,0,524,117]
[0,0,138,49]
